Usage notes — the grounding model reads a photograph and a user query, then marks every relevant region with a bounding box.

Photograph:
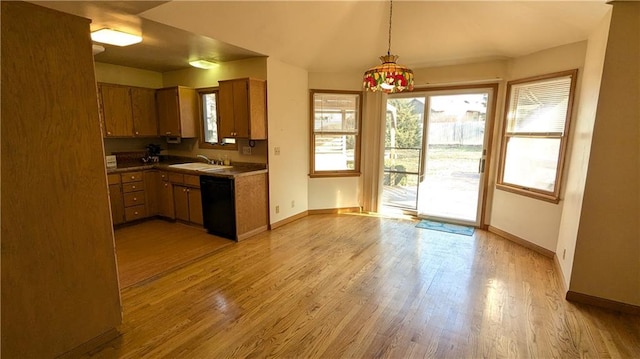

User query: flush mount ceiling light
[90,28,142,47]
[189,59,219,69]
[363,0,414,93]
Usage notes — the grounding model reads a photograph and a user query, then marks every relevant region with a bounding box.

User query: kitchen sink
[168,162,233,171]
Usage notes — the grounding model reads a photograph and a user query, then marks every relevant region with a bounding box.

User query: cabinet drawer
[107,173,121,185]
[121,171,143,183]
[159,172,170,182]
[124,191,146,207]
[184,174,200,188]
[125,205,147,222]
[168,172,184,184]
[122,181,144,193]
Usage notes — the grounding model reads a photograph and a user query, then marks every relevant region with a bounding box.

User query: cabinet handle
[135,131,139,135]
[166,132,172,135]
[164,183,168,187]
[133,197,137,201]
[134,211,138,215]
[132,185,136,189]
[131,176,135,180]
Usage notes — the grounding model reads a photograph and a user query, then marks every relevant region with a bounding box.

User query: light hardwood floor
[89,214,640,358]
[114,220,233,288]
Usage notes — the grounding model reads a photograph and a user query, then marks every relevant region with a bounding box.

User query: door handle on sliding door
[478,158,485,173]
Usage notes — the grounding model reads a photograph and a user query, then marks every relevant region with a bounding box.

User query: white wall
[490,41,588,252]
[308,71,363,210]
[569,1,640,306]
[267,58,309,223]
[555,11,611,290]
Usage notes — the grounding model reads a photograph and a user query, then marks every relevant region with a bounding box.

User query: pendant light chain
[387,0,393,56]
[362,0,414,93]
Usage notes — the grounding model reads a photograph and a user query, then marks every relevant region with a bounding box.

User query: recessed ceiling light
[91,28,142,47]
[189,59,219,69]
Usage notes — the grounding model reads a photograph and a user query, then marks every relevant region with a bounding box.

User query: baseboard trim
[57,327,120,358]
[308,207,362,215]
[488,225,555,258]
[566,291,640,315]
[270,211,308,230]
[553,254,568,294]
[237,225,269,241]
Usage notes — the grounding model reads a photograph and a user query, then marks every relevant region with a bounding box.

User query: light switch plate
[242,146,252,155]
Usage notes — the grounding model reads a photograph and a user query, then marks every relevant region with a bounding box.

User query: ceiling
[32,1,611,74]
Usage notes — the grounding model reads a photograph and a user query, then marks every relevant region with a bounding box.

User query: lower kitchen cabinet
[235,172,269,240]
[144,170,175,219]
[107,170,149,225]
[107,174,125,225]
[171,173,203,226]
[174,186,202,225]
[159,175,175,219]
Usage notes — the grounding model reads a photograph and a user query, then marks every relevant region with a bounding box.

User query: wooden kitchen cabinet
[98,83,158,137]
[107,170,148,225]
[171,174,203,225]
[99,83,133,137]
[156,86,197,138]
[131,87,158,136]
[159,178,175,219]
[143,170,159,216]
[107,174,125,225]
[121,171,146,222]
[234,172,269,240]
[218,78,267,140]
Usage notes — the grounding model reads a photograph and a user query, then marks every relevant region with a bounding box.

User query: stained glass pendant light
[363,0,414,93]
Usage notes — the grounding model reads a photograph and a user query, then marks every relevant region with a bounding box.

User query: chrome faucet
[196,154,214,164]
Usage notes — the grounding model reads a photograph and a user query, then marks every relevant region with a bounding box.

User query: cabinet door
[218,81,236,139]
[100,84,133,137]
[174,185,190,222]
[143,170,159,216]
[159,181,175,219]
[131,87,158,136]
[156,87,181,136]
[108,183,125,225]
[188,188,203,225]
[231,80,250,138]
[247,78,267,139]
[177,87,197,138]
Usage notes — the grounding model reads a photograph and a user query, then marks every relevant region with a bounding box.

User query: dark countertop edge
[106,162,268,178]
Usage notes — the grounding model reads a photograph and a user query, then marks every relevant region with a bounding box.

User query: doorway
[382,86,496,226]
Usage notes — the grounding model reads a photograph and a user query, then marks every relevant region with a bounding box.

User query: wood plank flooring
[90,214,640,358]
[114,220,233,288]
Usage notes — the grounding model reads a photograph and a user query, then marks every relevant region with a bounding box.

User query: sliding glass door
[382,87,495,226]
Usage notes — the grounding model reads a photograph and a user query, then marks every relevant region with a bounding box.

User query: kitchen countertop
[106,157,268,178]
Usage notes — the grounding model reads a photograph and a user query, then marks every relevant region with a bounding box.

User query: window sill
[309,172,361,179]
[495,184,560,204]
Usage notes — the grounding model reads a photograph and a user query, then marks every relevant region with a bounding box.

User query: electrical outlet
[291,200,295,208]
[275,205,280,214]
[274,147,281,156]
[562,249,566,260]
[242,146,252,155]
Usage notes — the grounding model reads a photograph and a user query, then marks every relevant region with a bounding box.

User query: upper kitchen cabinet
[218,78,267,140]
[130,87,158,136]
[98,83,158,137]
[156,86,197,138]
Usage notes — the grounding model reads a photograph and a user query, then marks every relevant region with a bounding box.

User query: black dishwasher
[200,176,236,240]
